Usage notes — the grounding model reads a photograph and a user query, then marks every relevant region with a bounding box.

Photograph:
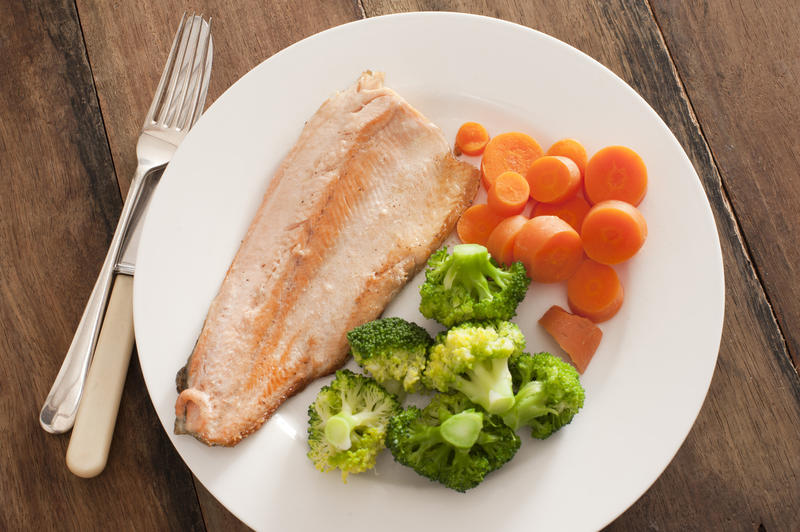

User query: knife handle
[66,275,135,478]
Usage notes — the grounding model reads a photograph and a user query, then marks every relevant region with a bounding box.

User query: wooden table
[3,1,799,530]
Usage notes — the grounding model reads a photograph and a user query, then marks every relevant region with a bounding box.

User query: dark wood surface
[2,0,798,530]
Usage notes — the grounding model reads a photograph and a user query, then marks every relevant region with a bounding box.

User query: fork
[39,13,213,437]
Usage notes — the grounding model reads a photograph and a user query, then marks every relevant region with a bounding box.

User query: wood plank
[358,1,800,530]
[0,1,204,530]
[74,1,363,528]
[649,2,800,370]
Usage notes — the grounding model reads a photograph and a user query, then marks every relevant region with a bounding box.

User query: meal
[174,72,480,446]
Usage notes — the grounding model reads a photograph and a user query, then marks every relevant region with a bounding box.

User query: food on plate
[307,370,401,481]
[423,320,525,415]
[538,305,603,373]
[419,244,529,327]
[567,259,624,323]
[174,72,480,446]
[502,352,585,439]
[526,155,582,204]
[487,171,530,216]
[454,121,490,156]
[346,317,433,396]
[486,214,528,266]
[532,195,591,232]
[546,138,588,177]
[513,215,584,283]
[456,204,506,247]
[480,132,543,189]
[584,145,647,205]
[385,392,521,492]
[580,199,647,265]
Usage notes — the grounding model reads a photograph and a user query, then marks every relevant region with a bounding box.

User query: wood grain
[0,0,203,529]
[362,0,800,529]
[649,2,800,369]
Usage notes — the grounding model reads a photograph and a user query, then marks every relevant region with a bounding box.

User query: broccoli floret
[423,321,525,415]
[307,369,401,481]
[347,317,433,396]
[502,352,585,439]
[386,393,521,492]
[419,244,530,327]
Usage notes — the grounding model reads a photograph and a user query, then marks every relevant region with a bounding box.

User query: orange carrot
[480,132,543,189]
[567,259,624,323]
[455,122,490,156]
[456,204,506,247]
[512,215,584,283]
[487,171,530,216]
[526,155,582,204]
[538,305,602,373]
[486,214,528,266]
[584,145,647,205]
[547,138,588,177]
[580,200,647,264]
[532,195,591,232]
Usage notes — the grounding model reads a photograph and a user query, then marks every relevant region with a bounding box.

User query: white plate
[134,12,724,532]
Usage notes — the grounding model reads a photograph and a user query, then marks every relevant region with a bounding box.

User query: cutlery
[38,13,212,473]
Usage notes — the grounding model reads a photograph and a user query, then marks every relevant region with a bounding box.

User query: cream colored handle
[66,274,135,478]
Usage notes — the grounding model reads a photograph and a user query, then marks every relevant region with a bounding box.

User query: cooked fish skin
[174,72,480,446]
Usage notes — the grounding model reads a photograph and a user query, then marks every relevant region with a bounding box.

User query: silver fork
[39,13,213,434]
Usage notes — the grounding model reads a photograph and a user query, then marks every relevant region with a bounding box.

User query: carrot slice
[580,200,647,265]
[456,204,506,247]
[547,138,588,177]
[567,259,624,322]
[532,195,591,232]
[538,305,602,373]
[480,132,543,189]
[512,215,583,283]
[526,155,582,204]
[486,214,528,266]
[584,145,647,205]
[487,171,530,216]
[455,122,490,156]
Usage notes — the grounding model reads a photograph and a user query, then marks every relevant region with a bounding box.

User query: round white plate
[134,12,724,532]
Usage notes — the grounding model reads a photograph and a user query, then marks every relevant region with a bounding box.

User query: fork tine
[143,12,186,126]
[184,18,213,129]
[174,15,207,130]
[156,13,195,126]
[169,14,203,128]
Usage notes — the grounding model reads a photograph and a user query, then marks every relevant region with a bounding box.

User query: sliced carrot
[526,155,582,204]
[487,171,530,216]
[547,138,588,177]
[486,214,528,266]
[532,195,591,232]
[567,259,624,323]
[584,145,647,205]
[455,122,490,156]
[512,215,584,283]
[581,200,647,265]
[538,305,602,373]
[480,132,543,189]
[456,204,506,247]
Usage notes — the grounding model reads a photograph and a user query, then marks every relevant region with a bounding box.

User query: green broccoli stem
[441,244,513,302]
[501,380,558,431]
[440,410,484,449]
[324,410,380,451]
[454,358,515,415]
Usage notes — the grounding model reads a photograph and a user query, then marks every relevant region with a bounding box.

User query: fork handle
[39,165,150,434]
[66,274,134,477]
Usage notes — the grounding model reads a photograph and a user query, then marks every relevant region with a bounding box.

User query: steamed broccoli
[307,369,401,481]
[422,321,525,415]
[347,317,433,396]
[386,392,521,492]
[502,352,585,439]
[419,244,530,327]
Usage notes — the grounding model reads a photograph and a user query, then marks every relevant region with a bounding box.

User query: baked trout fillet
[175,71,479,446]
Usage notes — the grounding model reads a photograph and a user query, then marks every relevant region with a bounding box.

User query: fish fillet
[174,72,479,446]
